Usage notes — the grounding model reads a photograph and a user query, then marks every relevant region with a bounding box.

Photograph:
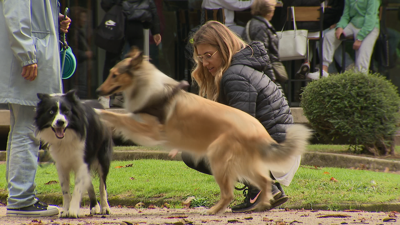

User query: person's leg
[6,104,59,217]
[333,44,355,72]
[181,152,212,175]
[6,104,38,209]
[354,27,380,73]
[322,28,345,71]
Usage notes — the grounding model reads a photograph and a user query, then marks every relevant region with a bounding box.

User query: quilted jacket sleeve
[220,65,260,117]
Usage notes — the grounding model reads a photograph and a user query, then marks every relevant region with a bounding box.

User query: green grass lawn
[1,159,399,210]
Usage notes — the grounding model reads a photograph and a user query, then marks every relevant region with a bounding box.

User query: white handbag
[276,7,309,61]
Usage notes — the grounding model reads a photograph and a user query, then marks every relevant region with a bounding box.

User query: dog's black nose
[56,120,65,126]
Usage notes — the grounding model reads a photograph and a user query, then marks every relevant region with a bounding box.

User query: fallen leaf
[323,171,330,175]
[244,216,253,220]
[163,202,171,208]
[171,222,184,225]
[227,219,240,223]
[167,215,188,219]
[317,214,351,218]
[44,180,58,185]
[262,217,273,221]
[135,202,145,209]
[383,217,396,222]
[182,196,195,208]
[115,164,133,169]
[290,220,303,224]
[330,177,338,182]
[148,204,157,209]
[129,177,135,180]
[344,209,363,212]
[121,221,134,225]
[388,211,398,217]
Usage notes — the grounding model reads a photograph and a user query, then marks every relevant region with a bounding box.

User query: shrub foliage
[301,71,400,155]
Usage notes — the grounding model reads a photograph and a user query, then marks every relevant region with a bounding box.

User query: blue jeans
[6,104,39,209]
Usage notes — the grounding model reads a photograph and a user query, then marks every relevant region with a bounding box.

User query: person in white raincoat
[0,0,71,217]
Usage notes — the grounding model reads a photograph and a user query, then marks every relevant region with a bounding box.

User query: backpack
[95,4,125,54]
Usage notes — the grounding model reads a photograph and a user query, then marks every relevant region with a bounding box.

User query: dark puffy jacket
[218,42,293,143]
[100,0,160,34]
[246,16,279,63]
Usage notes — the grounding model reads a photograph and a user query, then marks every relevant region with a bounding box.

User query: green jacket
[336,0,380,41]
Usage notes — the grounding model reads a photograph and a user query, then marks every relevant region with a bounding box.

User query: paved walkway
[0,205,398,225]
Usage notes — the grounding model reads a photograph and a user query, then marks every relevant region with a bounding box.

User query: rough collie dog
[95,47,312,214]
[34,90,113,218]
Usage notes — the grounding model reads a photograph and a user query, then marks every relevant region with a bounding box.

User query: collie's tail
[259,124,312,162]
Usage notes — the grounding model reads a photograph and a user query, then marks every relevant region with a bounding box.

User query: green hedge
[301,71,400,155]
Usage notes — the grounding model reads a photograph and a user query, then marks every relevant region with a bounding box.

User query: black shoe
[231,183,282,213]
[7,200,59,217]
[295,62,310,79]
[270,182,289,209]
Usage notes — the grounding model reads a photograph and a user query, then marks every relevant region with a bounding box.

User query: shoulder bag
[276,6,309,61]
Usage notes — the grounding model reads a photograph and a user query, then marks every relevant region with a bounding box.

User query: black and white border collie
[34,90,113,218]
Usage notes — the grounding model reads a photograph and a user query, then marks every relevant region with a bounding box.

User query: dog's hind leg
[99,174,111,215]
[252,169,273,212]
[88,182,100,215]
[98,143,112,215]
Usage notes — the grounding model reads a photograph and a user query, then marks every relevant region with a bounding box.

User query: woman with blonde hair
[181,21,300,212]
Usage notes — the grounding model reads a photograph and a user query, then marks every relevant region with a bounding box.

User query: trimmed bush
[301,71,400,155]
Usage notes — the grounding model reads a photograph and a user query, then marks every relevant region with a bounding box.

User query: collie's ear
[126,46,143,69]
[37,93,50,100]
[65,90,79,103]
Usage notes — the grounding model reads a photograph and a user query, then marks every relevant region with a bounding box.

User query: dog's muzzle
[52,120,67,139]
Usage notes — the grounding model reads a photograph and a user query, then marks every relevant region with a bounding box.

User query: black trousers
[181,152,276,180]
[102,20,145,81]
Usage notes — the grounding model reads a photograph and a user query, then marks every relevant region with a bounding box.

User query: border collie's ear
[65,90,79,103]
[37,93,50,100]
[126,46,143,69]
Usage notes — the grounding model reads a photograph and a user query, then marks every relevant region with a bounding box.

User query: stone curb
[1,150,400,172]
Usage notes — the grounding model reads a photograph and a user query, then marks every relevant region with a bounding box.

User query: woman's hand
[21,63,38,81]
[335,27,343,40]
[353,39,362,50]
[59,15,71,33]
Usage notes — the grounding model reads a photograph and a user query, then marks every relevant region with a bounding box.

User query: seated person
[202,0,254,36]
[308,0,380,77]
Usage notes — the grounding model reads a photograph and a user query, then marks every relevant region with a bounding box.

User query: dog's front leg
[68,165,91,218]
[56,165,71,218]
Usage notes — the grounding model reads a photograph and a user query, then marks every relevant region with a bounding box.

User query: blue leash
[60,7,76,79]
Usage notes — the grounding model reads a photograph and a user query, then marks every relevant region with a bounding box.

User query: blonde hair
[191,21,246,101]
[251,0,276,17]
